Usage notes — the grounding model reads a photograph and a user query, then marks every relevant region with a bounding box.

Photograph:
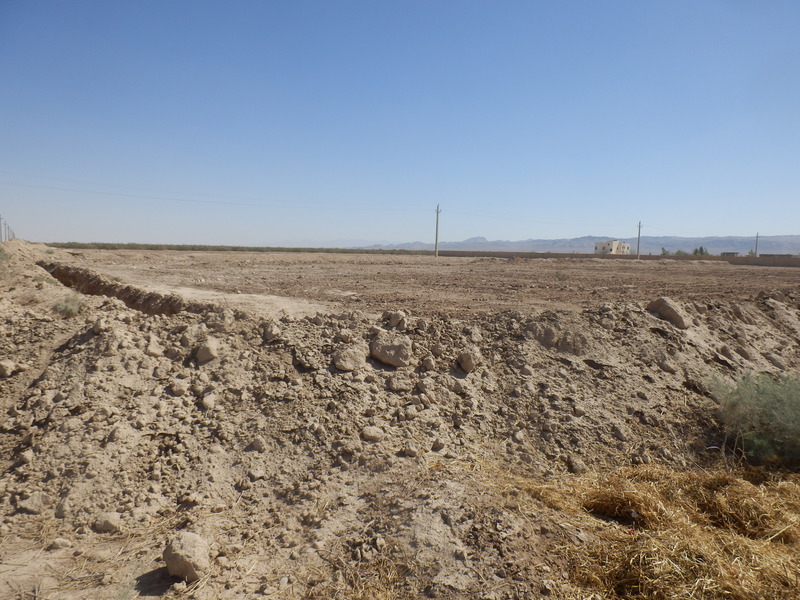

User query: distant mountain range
[362,235,800,256]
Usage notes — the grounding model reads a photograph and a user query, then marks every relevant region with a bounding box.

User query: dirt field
[2,240,799,600]
[56,248,800,314]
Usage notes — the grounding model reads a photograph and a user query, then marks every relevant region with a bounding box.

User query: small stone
[520,364,534,376]
[196,338,220,363]
[370,332,414,368]
[402,443,420,458]
[48,537,73,550]
[386,310,407,329]
[431,438,445,452]
[422,356,436,371]
[332,344,369,372]
[163,531,211,583]
[145,335,164,358]
[611,423,629,442]
[0,359,17,378]
[567,455,588,474]
[511,429,526,443]
[199,394,217,411]
[361,426,385,443]
[250,436,267,452]
[248,468,266,481]
[19,449,35,465]
[457,350,479,373]
[17,491,48,515]
[647,297,691,329]
[93,512,122,533]
[170,379,190,396]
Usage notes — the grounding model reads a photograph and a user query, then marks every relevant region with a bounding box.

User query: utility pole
[754,232,759,257]
[434,204,441,258]
[636,221,642,260]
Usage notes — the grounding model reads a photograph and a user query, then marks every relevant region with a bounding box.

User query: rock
[0,359,17,378]
[199,394,217,411]
[171,379,190,396]
[657,353,679,374]
[567,455,588,474]
[385,310,407,329]
[557,331,589,355]
[388,375,414,392]
[48,537,73,550]
[432,438,445,452]
[263,322,282,342]
[422,356,437,371]
[19,449,34,465]
[402,443,420,458]
[332,344,369,372]
[763,352,787,370]
[457,349,480,373]
[611,423,629,442]
[196,338,220,363]
[520,364,534,376]
[647,297,691,329]
[145,335,164,357]
[93,512,122,533]
[17,491,48,515]
[361,426,385,443]
[370,332,413,368]
[250,436,267,452]
[163,531,211,583]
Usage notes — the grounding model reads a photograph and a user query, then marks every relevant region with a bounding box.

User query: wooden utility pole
[636,221,642,260]
[434,204,441,258]
[754,232,759,257]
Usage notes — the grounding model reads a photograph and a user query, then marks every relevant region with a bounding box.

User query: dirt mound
[1,241,799,599]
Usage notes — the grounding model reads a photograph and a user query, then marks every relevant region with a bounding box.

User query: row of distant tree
[660,246,756,257]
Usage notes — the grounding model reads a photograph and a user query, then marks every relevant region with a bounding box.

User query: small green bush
[714,372,800,468]
[0,247,8,261]
[53,293,85,318]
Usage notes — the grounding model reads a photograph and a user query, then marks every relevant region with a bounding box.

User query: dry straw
[482,462,800,600]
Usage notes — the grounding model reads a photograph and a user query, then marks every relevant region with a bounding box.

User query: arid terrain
[1,240,799,599]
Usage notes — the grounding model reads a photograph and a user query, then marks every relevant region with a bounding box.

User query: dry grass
[481,462,800,600]
[303,541,419,600]
[52,292,84,318]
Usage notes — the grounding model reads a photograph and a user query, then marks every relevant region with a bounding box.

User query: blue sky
[1,1,798,246]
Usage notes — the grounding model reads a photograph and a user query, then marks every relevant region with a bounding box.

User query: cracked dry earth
[1,239,799,599]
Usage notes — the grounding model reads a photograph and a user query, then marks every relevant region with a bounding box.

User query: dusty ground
[57,248,799,314]
[1,240,799,599]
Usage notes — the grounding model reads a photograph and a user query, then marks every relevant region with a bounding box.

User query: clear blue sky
[1,1,798,246]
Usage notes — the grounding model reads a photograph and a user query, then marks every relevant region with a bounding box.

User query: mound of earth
[1,240,799,599]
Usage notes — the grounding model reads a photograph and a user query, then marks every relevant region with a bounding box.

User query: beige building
[594,240,631,255]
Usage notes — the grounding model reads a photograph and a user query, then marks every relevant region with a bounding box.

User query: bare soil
[1,240,799,600]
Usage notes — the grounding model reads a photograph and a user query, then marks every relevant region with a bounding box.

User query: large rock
[163,531,211,582]
[332,343,369,372]
[370,332,413,368]
[647,297,691,330]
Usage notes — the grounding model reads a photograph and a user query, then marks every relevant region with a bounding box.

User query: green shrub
[714,372,800,468]
[0,247,8,261]
[53,293,85,318]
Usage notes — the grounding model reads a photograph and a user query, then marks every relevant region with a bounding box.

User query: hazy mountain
[362,235,800,255]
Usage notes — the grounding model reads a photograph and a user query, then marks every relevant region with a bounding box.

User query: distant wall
[436,250,800,268]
